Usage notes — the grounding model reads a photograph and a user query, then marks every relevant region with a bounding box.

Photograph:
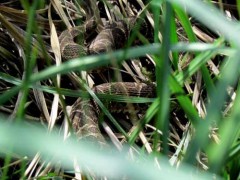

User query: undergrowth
[0,0,240,179]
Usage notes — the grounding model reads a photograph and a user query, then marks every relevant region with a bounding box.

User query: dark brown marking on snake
[59,3,152,143]
[69,82,155,142]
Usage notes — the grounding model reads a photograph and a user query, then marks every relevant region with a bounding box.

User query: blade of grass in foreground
[167,0,240,168]
[0,72,155,104]
[15,1,40,119]
[174,4,218,95]
[28,43,224,86]
[153,2,172,154]
[185,52,240,168]
[0,119,219,179]
[129,72,201,144]
[175,37,225,85]
[207,81,240,172]
[168,0,240,48]
[0,42,222,105]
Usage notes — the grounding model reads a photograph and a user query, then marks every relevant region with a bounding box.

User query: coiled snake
[59,1,155,144]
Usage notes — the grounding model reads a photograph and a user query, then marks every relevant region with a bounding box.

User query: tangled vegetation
[0,0,240,179]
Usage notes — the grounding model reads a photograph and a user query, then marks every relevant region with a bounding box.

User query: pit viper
[59,0,155,144]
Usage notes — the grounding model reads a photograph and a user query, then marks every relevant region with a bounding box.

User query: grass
[0,0,240,179]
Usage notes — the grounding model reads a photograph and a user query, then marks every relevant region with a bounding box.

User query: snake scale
[59,1,155,143]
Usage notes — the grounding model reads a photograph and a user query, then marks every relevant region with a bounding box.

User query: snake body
[60,1,155,143]
[69,82,156,142]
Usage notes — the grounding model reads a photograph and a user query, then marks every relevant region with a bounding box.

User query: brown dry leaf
[48,2,62,130]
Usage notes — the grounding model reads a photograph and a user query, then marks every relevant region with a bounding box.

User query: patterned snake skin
[59,1,155,143]
[69,83,156,143]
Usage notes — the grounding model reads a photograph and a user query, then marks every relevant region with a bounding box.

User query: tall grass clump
[0,0,239,179]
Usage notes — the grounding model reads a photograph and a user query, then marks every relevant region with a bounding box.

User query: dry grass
[0,0,239,179]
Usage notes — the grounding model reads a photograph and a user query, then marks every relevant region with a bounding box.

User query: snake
[59,1,155,144]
